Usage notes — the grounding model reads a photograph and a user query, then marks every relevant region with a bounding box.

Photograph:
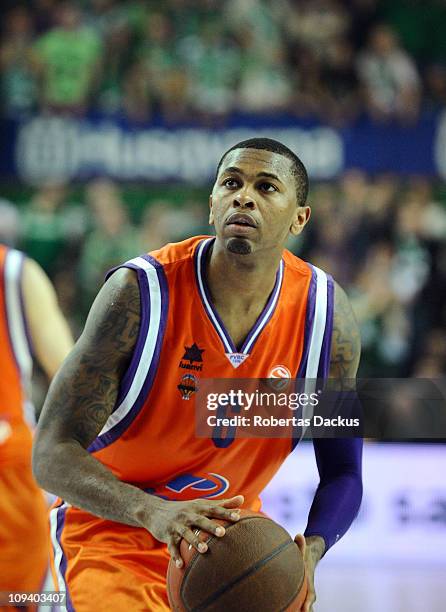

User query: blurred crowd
[1,173,445,379]
[1,0,446,125]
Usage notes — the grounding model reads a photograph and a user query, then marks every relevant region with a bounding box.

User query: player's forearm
[304,438,363,552]
[32,439,162,527]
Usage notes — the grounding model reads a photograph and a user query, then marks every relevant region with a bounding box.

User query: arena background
[0,1,445,610]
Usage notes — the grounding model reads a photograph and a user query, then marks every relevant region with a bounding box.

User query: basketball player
[33,139,363,612]
[0,245,73,604]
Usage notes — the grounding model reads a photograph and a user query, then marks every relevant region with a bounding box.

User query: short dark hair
[215,137,309,206]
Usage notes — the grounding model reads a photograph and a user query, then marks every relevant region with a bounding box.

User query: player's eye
[223,178,240,189]
[258,182,277,193]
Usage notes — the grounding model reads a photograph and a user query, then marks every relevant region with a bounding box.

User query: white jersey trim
[4,249,34,426]
[305,265,328,378]
[98,256,161,436]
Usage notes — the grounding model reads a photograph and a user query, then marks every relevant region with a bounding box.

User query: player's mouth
[225,213,258,232]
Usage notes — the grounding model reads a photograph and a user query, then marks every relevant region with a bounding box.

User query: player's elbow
[32,433,52,490]
[32,430,65,492]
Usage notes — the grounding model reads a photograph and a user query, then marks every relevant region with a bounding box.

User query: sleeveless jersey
[87,236,334,508]
[0,245,34,464]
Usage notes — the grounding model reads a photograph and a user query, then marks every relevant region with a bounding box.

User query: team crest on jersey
[177,373,198,400]
[145,472,230,501]
[225,353,249,368]
[179,343,204,372]
[268,365,292,390]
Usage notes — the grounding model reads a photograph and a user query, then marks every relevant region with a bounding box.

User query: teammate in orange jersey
[0,246,73,606]
[33,138,363,612]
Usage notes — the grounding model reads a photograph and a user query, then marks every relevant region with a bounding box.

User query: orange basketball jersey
[0,245,34,465]
[51,236,334,603]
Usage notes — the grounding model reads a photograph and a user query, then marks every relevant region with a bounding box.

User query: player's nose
[233,189,256,210]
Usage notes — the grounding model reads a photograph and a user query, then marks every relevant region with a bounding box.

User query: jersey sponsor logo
[177,373,198,400]
[146,472,230,501]
[179,343,205,372]
[225,353,249,368]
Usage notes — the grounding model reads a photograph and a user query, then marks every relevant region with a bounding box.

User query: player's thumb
[294,533,307,558]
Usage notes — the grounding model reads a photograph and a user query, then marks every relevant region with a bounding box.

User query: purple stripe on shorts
[296,264,317,378]
[56,504,74,612]
[88,257,169,452]
[318,274,334,379]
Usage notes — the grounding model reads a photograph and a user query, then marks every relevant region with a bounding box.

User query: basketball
[167,510,308,612]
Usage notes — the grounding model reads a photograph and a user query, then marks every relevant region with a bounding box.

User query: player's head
[216,138,309,206]
[210,138,311,256]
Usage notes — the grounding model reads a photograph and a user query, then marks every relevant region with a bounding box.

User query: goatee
[227,238,252,255]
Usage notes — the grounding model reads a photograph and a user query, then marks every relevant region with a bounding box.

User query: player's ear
[290,205,311,236]
[209,194,214,225]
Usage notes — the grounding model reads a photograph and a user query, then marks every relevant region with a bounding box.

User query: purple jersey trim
[318,274,334,378]
[241,260,283,353]
[18,255,35,358]
[105,263,151,409]
[88,255,169,452]
[195,237,283,354]
[295,264,317,378]
[195,238,233,351]
[55,504,74,612]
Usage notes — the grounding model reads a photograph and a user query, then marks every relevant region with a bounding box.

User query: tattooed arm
[32,267,243,564]
[32,268,151,525]
[298,282,363,612]
[329,282,361,381]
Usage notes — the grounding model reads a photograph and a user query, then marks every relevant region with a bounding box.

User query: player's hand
[294,534,325,612]
[142,495,244,568]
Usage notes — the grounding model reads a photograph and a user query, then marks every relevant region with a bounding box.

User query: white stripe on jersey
[98,256,161,436]
[196,238,233,354]
[243,259,284,355]
[305,265,328,378]
[301,266,329,434]
[4,249,34,426]
[49,503,68,593]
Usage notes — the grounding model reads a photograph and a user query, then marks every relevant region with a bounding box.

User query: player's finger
[219,495,244,508]
[302,590,316,612]
[190,514,226,537]
[178,525,208,554]
[206,504,241,521]
[167,539,184,569]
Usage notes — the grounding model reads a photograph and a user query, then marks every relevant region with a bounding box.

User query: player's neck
[206,240,282,308]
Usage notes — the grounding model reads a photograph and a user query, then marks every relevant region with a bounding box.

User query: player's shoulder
[148,235,211,268]
[282,248,322,279]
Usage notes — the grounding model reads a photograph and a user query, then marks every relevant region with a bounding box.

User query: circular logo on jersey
[269,365,292,379]
[268,365,292,390]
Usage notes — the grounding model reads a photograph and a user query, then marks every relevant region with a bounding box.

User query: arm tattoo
[329,282,361,381]
[39,268,141,448]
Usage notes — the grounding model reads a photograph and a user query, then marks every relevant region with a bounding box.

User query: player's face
[210,149,310,256]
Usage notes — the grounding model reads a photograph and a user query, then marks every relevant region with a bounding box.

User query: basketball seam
[188,537,297,612]
[180,516,263,606]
